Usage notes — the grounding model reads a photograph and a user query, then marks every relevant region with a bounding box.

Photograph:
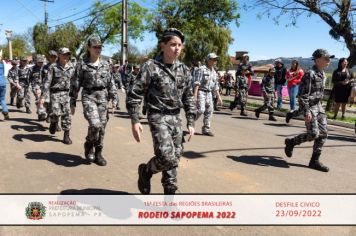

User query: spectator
[286,60,304,112]
[332,58,354,119]
[274,58,287,110]
[0,61,9,120]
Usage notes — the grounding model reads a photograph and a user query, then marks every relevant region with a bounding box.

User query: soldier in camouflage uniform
[126,64,140,90]
[7,60,19,106]
[229,66,249,116]
[15,57,32,114]
[126,28,196,194]
[29,54,47,121]
[284,49,334,172]
[193,53,222,136]
[41,48,75,145]
[71,35,118,166]
[254,68,277,121]
[112,63,125,110]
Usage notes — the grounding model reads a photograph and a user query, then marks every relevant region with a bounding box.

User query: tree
[112,43,144,64]
[150,0,240,69]
[249,0,356,68]
[0,34,32,58]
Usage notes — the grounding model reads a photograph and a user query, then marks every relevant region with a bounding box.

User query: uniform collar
[154,54,182,71]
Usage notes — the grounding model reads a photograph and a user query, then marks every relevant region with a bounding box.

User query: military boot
[164,185,178,195]
[269,112,277,121]
[16,99,23,108]
[240,109,248,116]
[286,112,293,123]
[308,152,329,172]
[49,122,57,134]
[284,138,295,157]
[84,141,95,162]
[2,112,10,120]
[63,131,72,145]
[94,147,107,166]
[26,107,32,114]
[254,108,261,118]
[10,97,14,106]
[138,163,152,194]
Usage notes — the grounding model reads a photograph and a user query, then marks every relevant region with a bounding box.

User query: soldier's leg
[202,92,213,134]
[309,112,329,172]
[161,115,183,194]
[49,94,61,135]
[93,102,109,166]
[61,95,72,145]
[255,95,268,118]
[16,86,24,108]
[195,91,206,121]
[267,95,276,121]
[24,86,31,110]
[10,85,16,105]
[240,92,248,116]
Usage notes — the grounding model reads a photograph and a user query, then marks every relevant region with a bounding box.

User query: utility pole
[5,30,13,60]
[121,0,128,64]
[39,0,54,26]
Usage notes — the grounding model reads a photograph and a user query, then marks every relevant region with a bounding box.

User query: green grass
[326,111,356,124]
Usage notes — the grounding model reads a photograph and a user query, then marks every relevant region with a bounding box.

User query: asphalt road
[0,92,355,235]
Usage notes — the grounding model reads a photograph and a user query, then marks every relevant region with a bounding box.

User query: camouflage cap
[133,64,140,69]
[48,50,58,57]
[20,56,28,61]
[113,64,120,67]
[35,54,45,63]
[162,28,185,43]
[58,47,71,55]
[207,53,219,60]
[11,60,18,65]
[312,49,335,59]
[87,35,102,46]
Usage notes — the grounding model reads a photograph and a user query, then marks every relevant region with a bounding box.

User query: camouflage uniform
[43,61,75,132]
[15,65,31,110]
[72,58,118,158]
[230,75,248,115]
[7,66,18,104]
[194,64,219,133]
[43,60,57,121]
[254,72,277,121]
[126,55,196,191]
[29,59,46,119]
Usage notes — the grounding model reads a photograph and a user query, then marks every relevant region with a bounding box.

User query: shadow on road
[231,116,256,120]
[227,155,308,169]
[213,111,232,116]
[115,111,130,119]
[60,188,130,195]
[183,151,207,159]
[13,133,61,142]
[7,108,25,113]
[328,134,356,143]
[10,117,47,132]
[25,152,90,167]
[264,122,305,128]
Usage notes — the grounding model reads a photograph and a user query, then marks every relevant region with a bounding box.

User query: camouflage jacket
[194,65,219,92]
[126,56,196,126]
[262,74,275,94]
[71,58,117,107]
[126,72,139,90]
[42,62,75,100]
[298,65,326,116]
[235,75,249,91]
[29,65,44,89]
[112,71,123,89]
[15,66,30,85]
[7,67,18,85]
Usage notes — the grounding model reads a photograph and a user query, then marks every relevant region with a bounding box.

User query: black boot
[26,107,32,114]
[10,97,14,106]
[269,112,277,121]
[138,163,152,194]
[164,185,178,195]
[2,112,10,120]
[240,109,248,116]
[63,131,72,145]
[229,101,234,111]
[84,141,95,162]
[49,122,57,134]
[16,100,23,108]
[94,147,107,166]
[286,112,293,123]
[308,152,329,172]
[254,108,261,118]
[284,138,295,157]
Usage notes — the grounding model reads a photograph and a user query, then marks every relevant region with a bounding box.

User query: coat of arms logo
[25,202,46,220]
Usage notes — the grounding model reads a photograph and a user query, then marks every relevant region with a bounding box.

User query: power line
[49,1,121,28]
[15,0,41,21]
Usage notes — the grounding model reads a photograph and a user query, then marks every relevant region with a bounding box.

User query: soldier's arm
[70,63,83,108]
[126,62,149,124]
[41,66,53,103]
[182,73,197,128]
[193,68,203,98]
[7,71,15,85]
[107,71,118,107]
[298,72,312,116]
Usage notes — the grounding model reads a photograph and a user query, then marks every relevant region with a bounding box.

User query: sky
[0,0,350,60]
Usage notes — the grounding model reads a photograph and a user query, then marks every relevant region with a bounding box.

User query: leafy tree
[112,43,145,64]
[150,0,240,69]
[0,34,32,58]
[249,0,356,67]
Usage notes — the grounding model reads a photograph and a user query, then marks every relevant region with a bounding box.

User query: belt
[148,108,180,115]
[198,89,211,92]
[50,88,69,92]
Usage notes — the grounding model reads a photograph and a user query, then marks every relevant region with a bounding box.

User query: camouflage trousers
[17,83,31,108]
[82,91,109,149]
[232,89,247,109]
[32,85,46,116]
[290,103,328,155]
[146,113,183,188]
[9,84,18,100]
[258,93,274,113]
[50,91,71,131]
[196,90,213,132]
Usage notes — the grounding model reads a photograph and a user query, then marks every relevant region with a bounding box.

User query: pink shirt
[286,68,304,88]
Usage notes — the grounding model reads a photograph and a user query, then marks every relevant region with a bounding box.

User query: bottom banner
[1,195,355,225]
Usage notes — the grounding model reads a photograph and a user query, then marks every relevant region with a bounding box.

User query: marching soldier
[255,67,277,121]
[126,28,196,194]
[29,54,46,120]
[15,56,31,114]
[284,49,334,172]
[193,53,222,136]
[126,64,140,90]
[7,60,19,106]
[230,66,249,116]
[41,48,75,145]
[112,63,124,110]
[71,35,118,166]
